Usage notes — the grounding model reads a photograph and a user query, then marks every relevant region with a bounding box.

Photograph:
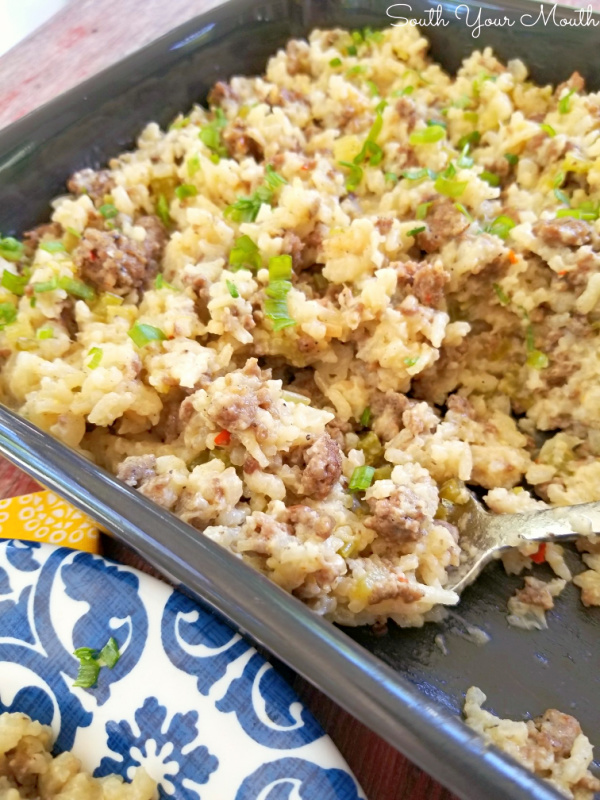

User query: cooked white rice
[1,24,600,626]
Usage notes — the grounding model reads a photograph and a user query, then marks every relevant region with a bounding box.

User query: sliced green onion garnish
[0,303,17,327]
[87,347,103,369]
[128,322,167,347]
[154,273,175,290]
[374,99,388,114]
[225,185,273,223]
[226,279,239,299]
[39,241,67,253]
[199,115,228,159]
[66,226,82,239]
[33,278,58,293]
[268,254,293,282]
[457,130,481,150]
[346,65,367,77]
[525,322,535,352]
[360,407,371,427]
[404,355,419,367]
[99,203,118,219]
[36,326,54,340]
[553,171,565,188]
[264,164,288,190]
[416,202,432,220]
[527,349,549,369]
[348,465,375,492]
[493,283,510,305]
[0,237,24,263]
[540,123,556,137]
[558,90,575,114]
[485,215,516,239]
[346,44,357,56]
[409,125,445,145]
[384,172,398,183]
[554,188,569,205]
[156,194,171,226]
[73,657,100,689]
[339,161,363,192]
[457,145,474,169]
[454,203,473,221]
[353,111,384,166]
[401,168,436,181]
[229,235,261,271]
[58,276,95,301]
[407,226,426,237]
[366,80,379,97]
[98,637,121,668]
[187,155,201,177]
[1,271,28,296]
[480,171,500,187]
[329,57,342,67]
[434,175,467,198]
[504,153,519,166]
[427,118,447,129]
[175,184,198,200]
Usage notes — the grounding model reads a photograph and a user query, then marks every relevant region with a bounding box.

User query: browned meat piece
[375,217,394,235]
[415,199,470,253]
[371,391,411,441]
[285,40,311,76]
[138,475,180,510]
[23,222,63,257]
[73,226,161,295]
[365,486,428,542]
[326,417,353,448]
[395,97,417,131]
[514,576,555,610]
[207,80,239,106]
[211,394,258,432]
[282,231,304,270]
[555,71,585,98]
[412,261,450,307]
[284,504,334,539]
[60,303,78,339]
[300,433,342,500]
[136,214,167,270]
[533,709,582,758]
[368,577,424,605]
[117,455,157,487]
[533,217,591,248]
[222,124,263,161]
[446,393,476,419]
[243,456,260,474]
[67,168,114,203]
[296,333,318,354]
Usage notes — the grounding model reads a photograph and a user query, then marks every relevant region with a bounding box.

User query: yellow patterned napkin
[0,491,101,554]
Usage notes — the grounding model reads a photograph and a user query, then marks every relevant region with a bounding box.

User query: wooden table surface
[0,1,595,797]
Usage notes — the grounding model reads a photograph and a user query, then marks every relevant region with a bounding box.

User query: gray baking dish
[0,2,599,798]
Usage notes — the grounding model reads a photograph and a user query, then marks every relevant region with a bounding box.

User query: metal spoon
[445,494,600,594]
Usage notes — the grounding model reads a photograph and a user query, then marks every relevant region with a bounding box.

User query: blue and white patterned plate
[0,540,364,799]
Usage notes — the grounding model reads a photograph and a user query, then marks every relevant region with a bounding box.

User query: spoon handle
[514,501,600,544]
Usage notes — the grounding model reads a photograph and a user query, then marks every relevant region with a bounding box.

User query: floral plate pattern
[0,540,364,799]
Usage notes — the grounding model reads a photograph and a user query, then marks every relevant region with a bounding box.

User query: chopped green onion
[401,167,436,181]
[73,657,100,689]
[346,65,367,77]
[525,323,535,352]
[156,194,171,226]
[175,184,198,201]
[36,326,54,340]
[229,235,261,271]
[407,226,426,237]
[39,241,66,253]
[1,271,28,296]
[485,215,516,239]
[226,279,239,299]
[409,125,445,145]
[339,161,363,193]
[187,155,201,177]
[351,30,364,44]
[527,349,549,369]
[554,188,569,205]
[457,145,474,169]
[99,203,118,219]
[442,163,457,179]
[452,94,473,109]
[66,226,82,239]
[558,90,575,114]
[493,283,510,305]
[353,111,384,167]
[264,164,288,190]
[540,123,556,138]
[268,254,293,281]
[360,407,371,427]
[0,303,17,327]
[329,57,342,67]
[365,80,379,97]
[199,110,228,159]
[87,347,103,369]
[416,202,432,220]
[403,355,419,367]
[29,297,36,308]
[480,171,500,187]
[504,153,519,166]
[346,44,357,56]
[553,171,565,188]
[225,185,273,223]
[264,276,295,331]
[0,237,24,263]
[374,99,388,114]
[454,203,473,221]
[384,172,398,183]
[33,278,58,293]
[170,115,190,130]
[393,85,414,97]
[427,118,447,129]
[348,465,375,492]
[434,175,467,198]
[58,276,95,301]
[97,637,120,669]
[154,273,176,290]
[363,26,384,43]
[128,322,167,347]
[457,130,481,150]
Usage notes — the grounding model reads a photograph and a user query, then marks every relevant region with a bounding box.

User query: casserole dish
[0,1,599,797]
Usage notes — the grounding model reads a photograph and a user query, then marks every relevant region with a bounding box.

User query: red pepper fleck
[214,430,231,446]
[508,250,518,265]
[531,543,546,564]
